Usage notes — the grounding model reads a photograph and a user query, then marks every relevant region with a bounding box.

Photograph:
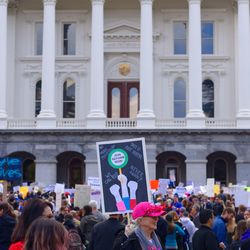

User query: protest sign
[0,158,22,181]
[175,186,187,198]
[20,186,29,199]
[158,179,170,195]
[206,178,215,197]
[0,181,7,201]
[214,184,220,196]
[96,138,150,214]
[235,186,248,207]
[74,185,91,208]
[88,177,101,190]
[90,190,101,209]
[150,180,159,190]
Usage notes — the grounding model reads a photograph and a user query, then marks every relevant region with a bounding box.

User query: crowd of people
[0,188,250,250]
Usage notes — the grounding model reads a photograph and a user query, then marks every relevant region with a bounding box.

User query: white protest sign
[74,185,91,208]
[0,183,3,193]
[90,190,101,209]
[235,186,248,207]
[169,170,176,182]
[175,187,187,198]
[87,177,101,190]
[55,183,65,193]
[158,179,170,195]
[206,178,215,197]
[55,193,62,212]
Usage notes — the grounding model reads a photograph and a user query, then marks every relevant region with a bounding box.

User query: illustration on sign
[96,138,150,213]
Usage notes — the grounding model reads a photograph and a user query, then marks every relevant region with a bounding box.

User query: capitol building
[1,0,250,187]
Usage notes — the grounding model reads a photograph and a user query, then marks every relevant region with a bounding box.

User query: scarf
[135,227,162,250]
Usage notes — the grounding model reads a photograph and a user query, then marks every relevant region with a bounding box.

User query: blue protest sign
[0,158,22,181]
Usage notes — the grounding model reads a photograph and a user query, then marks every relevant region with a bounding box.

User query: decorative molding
[43,0,57,5]
[0,0,8,6]
[8,0,19,10]
[90,0,105,5]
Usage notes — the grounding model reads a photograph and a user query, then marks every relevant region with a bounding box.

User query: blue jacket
[212,216,227,246]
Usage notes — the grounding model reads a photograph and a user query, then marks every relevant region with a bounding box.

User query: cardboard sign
[19,186,29,199]
[150,180,159,190]
[96,138,150,214]
[214,185,220,196]
[158,179,170,195]
[55,183,65,193]
[207,178,215,197]
[74,185,91,209]
[87,177,101,190]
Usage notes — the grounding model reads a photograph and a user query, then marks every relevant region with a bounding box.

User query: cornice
[43,0,57,6]
[0,0,8,6]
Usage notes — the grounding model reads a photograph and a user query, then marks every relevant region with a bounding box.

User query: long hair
[0,202,16,218]
[24,217,68,250]
[166,213,175,234]
[11,198,50,242]
[232,220,247,241]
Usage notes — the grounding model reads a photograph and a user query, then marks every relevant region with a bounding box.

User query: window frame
[62,22,76,56]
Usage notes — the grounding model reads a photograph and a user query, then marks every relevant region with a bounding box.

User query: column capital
[235,0,249,4]
[187,0,202,4]
[90,0,105,5]
[0,0,8,6]
[139,0,154,4]
[43,0,56,6]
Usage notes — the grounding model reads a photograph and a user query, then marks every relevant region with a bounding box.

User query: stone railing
[7,119,37,129]
[56,119,86,128]
[205,119,237,128]
[105,118,137,128]
[155,119,187,128]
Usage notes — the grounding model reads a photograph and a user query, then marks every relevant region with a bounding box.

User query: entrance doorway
[108,82,139,118]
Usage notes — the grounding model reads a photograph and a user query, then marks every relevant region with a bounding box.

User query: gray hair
[89,200,98,208]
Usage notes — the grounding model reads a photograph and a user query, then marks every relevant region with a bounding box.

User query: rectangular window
[63,23,76,55]
[35,22,43,55]
[202,22,214,54]
[174,21,187,55]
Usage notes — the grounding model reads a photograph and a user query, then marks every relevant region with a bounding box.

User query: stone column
[137,0,155,128]
[236,0,250,128]
[37,0,57,128]
[0,0,8,128]
[236,161,250,185]
[35,159,57,186]
[87,0,106,128]
[186,160,207,186]
[186,0,205,128]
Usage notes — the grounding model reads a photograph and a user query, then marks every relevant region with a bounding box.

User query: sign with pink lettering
[96,138,150,214]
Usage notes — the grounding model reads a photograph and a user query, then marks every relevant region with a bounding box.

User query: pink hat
[132,202,166,220]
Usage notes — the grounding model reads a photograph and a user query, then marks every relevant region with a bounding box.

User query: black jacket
[192,225,221,250]
[0,215,16,250]
[88,218,124,250]
[241,238,250,250]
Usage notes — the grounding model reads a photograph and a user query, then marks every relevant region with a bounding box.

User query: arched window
[202,79,214,117]
[63,79,75,118]
[35,80,42,117]
[174,78,186,118]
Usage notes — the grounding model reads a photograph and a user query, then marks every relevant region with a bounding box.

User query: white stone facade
[1,0,250,186]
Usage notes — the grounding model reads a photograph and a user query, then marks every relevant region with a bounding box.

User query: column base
[87,117,106,128]
[186,117,205,128]
[37,117,56,129]
[137,109,155,128]
[0,118,7,129]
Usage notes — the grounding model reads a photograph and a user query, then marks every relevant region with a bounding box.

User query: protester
[190,204,201,229]
[240,218,250,244]
[24,217,68,250]
[236,205,246,223]
[0,202,16,250]
[230,220,247,250]
[9,198,53,250]
[212,207,235,249]
[88,213,124,250]
[89,200,106,223]
[165,213,185,250]
[80,205,99,247]
[113,202,165,250]
[243,209,250,221]
[192,209,223,250]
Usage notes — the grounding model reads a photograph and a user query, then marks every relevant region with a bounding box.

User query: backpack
[176,225,190,250]
[68,228,86,250]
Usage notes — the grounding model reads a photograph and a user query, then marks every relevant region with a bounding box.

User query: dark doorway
[108,82,139,118]
[156,152,186,185]
[207,151,236,185]
[57,151,85,188]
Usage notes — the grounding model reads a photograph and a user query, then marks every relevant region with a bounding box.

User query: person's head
[221,207,235,223]
[233,220,247,241]
[190,204,200,217]
[59,206,69,215]
[173,194,179,202]
[168,210,179,222]
[89,200,98,211]
[83,205,92,216]
[12,198,53,242]
[179,207,186,217]
[132,202,165,232]
[238,205,247,214]
[24,217,68,250]
[199,209,214,228]
[0,202,16,218]
[244,209,250,220]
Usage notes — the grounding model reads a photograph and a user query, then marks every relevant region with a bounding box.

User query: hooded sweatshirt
[180,216,197,242]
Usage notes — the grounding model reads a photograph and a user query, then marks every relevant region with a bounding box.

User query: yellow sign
[214,185,220,195]
[20,186,29,199]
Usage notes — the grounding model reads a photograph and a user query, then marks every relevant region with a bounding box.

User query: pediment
[104,21,140,36]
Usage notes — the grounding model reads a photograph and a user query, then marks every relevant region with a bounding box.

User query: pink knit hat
[132,202,166,220]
